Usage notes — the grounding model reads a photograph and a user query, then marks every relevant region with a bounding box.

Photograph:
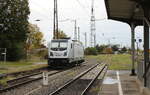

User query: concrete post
[43,71,48,86]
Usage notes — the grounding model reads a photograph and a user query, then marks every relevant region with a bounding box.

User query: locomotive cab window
[71,43,73,48]
[51,40,68,51]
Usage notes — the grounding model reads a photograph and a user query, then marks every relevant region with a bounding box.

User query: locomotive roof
[51,39,70,42]
[51,39,83,44]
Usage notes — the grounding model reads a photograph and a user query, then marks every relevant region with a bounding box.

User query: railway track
[48,62,108,95]
[0,66,48,79]
[0,69,65,93]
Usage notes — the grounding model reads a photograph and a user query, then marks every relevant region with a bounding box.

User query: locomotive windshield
[51,40,68,51]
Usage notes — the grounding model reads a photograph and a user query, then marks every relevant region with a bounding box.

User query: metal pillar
[53,0,59,39]
[143,20,149,87]
[56,0,59,39]
[90,0,96,47]
[130,23,136,76]
[84,32,87,48]
[143,6,150,87]
[74,20,77,40]
[94,34,96,47]
[78,27,80,41]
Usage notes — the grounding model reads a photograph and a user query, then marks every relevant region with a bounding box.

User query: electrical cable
[74,0,90,16]
[29,0,51,20]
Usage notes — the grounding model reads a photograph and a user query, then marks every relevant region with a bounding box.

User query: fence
[137,60,144,82]
[147,66,150,88]
[26,48,48,61]
[137,59,150,88]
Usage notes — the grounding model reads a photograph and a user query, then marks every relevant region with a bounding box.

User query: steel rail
[7,72,42,84]
[49,63,102,95]
[0,70,63,93]
[81,64,108,95]
[0,67,48,79]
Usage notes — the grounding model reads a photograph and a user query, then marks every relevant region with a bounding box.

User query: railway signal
[0,48,7,62]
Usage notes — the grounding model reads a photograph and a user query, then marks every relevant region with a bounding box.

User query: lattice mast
[90,0,96,47]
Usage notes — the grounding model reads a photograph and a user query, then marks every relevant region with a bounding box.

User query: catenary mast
[90,0,96,47]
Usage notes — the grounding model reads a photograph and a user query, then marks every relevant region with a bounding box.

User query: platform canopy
[105,0,150,26]
[105,0,150,86]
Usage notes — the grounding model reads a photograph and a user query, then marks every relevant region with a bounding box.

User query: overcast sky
[28,0,143,48]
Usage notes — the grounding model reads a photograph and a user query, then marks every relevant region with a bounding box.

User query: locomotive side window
[71,44,73,48]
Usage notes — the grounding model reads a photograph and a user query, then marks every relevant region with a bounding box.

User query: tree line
[0,0,45,61]
[0,0,130,61]
[85,44,129,55]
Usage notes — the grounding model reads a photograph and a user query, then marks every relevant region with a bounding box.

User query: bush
[85,47,98,55]
[7,43,26,61]
[103,48,113,54]
[119,47,127,54]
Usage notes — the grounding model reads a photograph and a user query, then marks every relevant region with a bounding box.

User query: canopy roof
[105,0,150,25]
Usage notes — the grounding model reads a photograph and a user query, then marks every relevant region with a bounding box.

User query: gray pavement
[99,70,143,95]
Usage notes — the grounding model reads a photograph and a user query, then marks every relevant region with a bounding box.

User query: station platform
[99,70,145,95]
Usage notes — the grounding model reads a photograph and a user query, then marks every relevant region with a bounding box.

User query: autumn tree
[57,30,68,39]
[26,24,44,50]
[0,0,30,61]
[95,44,109,54]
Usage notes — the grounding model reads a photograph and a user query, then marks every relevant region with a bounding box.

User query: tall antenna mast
[90,0,96,47]
[53,0,59,39]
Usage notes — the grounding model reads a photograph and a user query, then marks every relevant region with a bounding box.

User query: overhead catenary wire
[29,4,51,20]
[74,0,90,16]
[30,0,90,22]
[29,9,50,21]
[30,0,51,13]
[30,0,69,24]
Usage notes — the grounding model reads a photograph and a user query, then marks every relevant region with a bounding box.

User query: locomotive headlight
[50,52,53,56]
[64,52,67,56]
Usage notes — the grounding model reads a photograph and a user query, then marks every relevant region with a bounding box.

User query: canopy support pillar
[130,23,136,76]
[143,7,150,87]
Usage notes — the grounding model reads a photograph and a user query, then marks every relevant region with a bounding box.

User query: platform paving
[99,70,143,95]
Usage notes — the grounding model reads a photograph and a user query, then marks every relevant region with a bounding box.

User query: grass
[0,60,47,86]
[86,54,132,70]
[0,54,132,74]
[0,60,48,74]
[0,76,15,86]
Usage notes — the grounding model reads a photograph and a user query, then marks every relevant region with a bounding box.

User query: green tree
[85,47,98,55]
[111,45,119,52]
[0,0,30,61]
[121,47,127,53]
